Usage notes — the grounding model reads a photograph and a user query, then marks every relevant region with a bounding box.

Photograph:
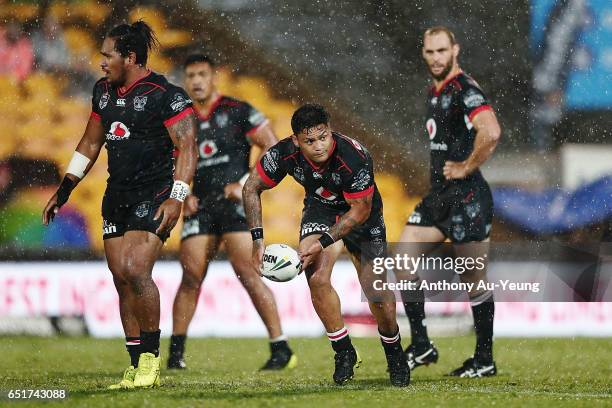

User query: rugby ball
[262,244,301,282]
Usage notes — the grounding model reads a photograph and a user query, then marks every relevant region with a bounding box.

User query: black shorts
[300,204,387,261]
[102,184,172,242]
[406,182,493,243]
[181,198,248,240]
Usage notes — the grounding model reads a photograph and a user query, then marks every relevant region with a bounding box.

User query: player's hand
[224,182,243,202]
[183,194,199,217]
[443,160,471,180]
[154,198,182,235]
[299,241,323,272]
[251,239,265,276]
[42,193,60,225]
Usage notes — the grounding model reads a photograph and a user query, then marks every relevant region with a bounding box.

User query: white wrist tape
[65,151,90,179]
[239,172,250,187]
[170,180,190,202]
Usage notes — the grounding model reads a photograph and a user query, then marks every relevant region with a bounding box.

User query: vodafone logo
[315,186,337,201]
[199,140,218,159]
[106,122,131,140]
[426,118,437,140]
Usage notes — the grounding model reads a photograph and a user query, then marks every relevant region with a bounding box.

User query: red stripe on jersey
[335,133,366,159]
[164,107,194,127]
[336,155,353,174]
[90,111,101,121]
[468,105,493,121]
[343,185,374,200]
[140,82,167,95]
[256,161,278,187]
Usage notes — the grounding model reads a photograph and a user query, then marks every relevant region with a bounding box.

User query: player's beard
[429,57,454,81]
[108,68,127,88]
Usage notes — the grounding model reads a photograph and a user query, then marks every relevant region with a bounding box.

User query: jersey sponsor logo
[464,114,474,130]
[199,140,218,159]
[133,96,148,111]
[263,149,279,173]
[99,93,109,110]
[430,141,448,151]
[301,222,329,236]
[463,89,485,108]
[170,93,190,112]
[116,98,126,107]
[215,112,229,128]
[106,121,131,140]
[293,167,305,182]
[103,219,117,235]
[315,186,338,201]
[351,168,371,190]
[197,154,230,168]
[441,94,452,109]
[426,118,437,140]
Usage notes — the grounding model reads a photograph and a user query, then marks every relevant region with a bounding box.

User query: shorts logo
[293,167,305,182]
[426,118,437,140]
[199,140,218,159]
[453,224,466,241]
[133,96,147,111]
[103,219,117,235]
[263,149,279,173]
[441,94,452,109]
[116,98,126,107]
[181,218,200,238]
[301,222,329,236]
[408,211,422,224]
[215,113,229,128]
[315,186,337,201]
[107,122,131,140]
[135,202,150,218]
[351,169,371,190]
[99,93,109,110]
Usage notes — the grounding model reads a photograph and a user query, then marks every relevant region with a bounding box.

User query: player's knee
[306,269,332,291]
[112,275,130,294]
[179,270,203,291]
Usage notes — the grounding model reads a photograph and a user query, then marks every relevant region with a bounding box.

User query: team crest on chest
[331,172,341,185]
[215,113,229,128]
[293,167,305,182]
[133,96,148,111]
[99,93,109,110]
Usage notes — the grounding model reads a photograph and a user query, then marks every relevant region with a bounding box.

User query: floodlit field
[1,336,611,407]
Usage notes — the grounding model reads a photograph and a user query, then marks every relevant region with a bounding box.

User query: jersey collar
[194,94,224,121]
[431,70,463,96]
[117,70,152,97]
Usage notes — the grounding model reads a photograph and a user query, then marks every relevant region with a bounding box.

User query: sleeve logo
[99,93,109,110]
[463,89,485,108]
[170,93,191,112]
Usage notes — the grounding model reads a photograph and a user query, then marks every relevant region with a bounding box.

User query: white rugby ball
[262,244,301,282]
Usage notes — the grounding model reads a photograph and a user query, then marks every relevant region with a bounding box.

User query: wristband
[56,177,77,207]
[318,232,335,249]
[170,180,190,202]
[250,227,264,241]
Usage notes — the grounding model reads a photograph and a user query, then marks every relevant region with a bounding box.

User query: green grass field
[1,336,610,407]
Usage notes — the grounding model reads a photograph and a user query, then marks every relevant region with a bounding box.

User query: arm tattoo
[242,173,272,229]
[169,115,197,184]
[328,194,372,241]
[171,114,196,141]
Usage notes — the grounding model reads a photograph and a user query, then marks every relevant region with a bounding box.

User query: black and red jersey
[192,95,267,199]
[257,132,383,214]
[91,71,193,192]
[425,71,493,191]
